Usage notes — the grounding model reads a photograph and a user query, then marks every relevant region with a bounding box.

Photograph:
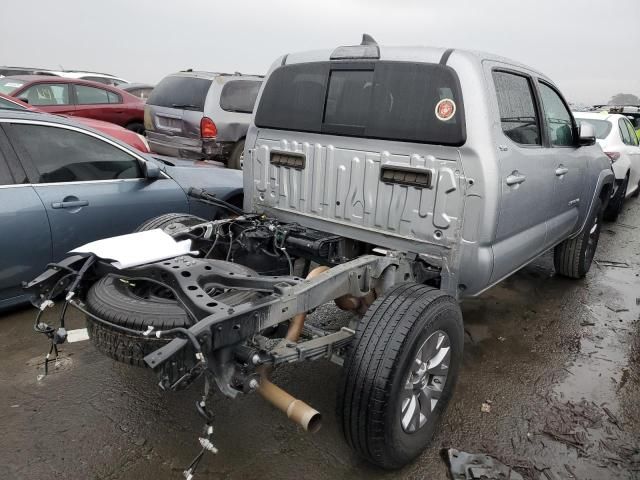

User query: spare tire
[85,261,259,367]
[135,213,206,233]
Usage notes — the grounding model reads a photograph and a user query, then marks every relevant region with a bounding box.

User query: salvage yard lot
[1,202,638,480]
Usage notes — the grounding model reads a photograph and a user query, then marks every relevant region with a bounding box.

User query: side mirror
[142,160,160,180]
[578,122,596,146]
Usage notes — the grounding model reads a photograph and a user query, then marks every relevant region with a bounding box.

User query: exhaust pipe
[256,367,322,433]
[285,266,330,342]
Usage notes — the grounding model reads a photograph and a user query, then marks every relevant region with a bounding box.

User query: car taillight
[604,151,620,163]
[200,117,217,138]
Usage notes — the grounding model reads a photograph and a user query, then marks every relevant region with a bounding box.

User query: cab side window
[493,71,541,146]
[75,85,121,105]
[538,83,575,147]
[620,119,638,146]
[19,83,70,106]
[7,124,142,183]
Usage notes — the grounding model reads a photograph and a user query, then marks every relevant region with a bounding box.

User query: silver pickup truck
[27,36,614,476]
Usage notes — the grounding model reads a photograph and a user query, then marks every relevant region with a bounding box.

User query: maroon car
[0,76,145,133]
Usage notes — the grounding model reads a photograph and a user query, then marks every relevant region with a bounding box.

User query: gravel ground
[0,200,638,480]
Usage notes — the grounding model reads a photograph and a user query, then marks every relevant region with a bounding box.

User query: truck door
[488,67,555,283]
[536,81,585,244]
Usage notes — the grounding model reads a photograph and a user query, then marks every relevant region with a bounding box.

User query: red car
[0,93,150,153]
[0,76,145,133]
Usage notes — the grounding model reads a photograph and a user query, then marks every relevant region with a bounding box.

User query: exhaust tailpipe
[257,368,322,433]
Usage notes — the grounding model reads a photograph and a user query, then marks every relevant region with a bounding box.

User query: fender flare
[573,169,614,237]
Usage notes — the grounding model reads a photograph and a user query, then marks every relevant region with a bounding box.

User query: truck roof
[281,44,547,79]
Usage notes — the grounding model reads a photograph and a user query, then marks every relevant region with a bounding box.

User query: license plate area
[156,115,182,131]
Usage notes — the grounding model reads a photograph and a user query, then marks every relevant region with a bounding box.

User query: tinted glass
[618,119,632,145]
[0,149,13,185]
[256,61,465,145]
[255,62,329,133]
[366,62,464,145]
[147,75,212,111]
[623,119,638,146]
[21,83,70,106]
[8,124,142,183]
[0,96,27,110]
[575,118,612,139]
[493,71,540,145]
[75,85,112,104]
[0,78,26,95]
[127,87,153,100]
[324,70,374,129]
[220,80,262,113]
[538,83,575,147]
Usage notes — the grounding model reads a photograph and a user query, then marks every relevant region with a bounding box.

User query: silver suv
[27,37,614,475]
[144,71,262,169]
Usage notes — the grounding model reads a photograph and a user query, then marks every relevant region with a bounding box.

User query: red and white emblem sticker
[435,98,456,121]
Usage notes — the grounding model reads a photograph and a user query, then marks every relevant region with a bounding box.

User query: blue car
[0,111,243,309]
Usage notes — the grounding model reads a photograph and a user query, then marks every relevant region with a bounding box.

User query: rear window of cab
[255,61,465,146]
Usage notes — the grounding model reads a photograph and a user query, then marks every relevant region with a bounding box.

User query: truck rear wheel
[337,283,463,469]
[554,197,602,278]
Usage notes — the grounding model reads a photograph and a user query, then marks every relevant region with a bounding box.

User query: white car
[574,111,640,220]
[47,70,129,87]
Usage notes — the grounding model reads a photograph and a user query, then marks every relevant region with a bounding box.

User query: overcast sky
[1,0,638,105]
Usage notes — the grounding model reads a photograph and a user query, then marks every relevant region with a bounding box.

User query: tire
[337,283,464,469]
[554,197,603,279]
[135,213,206,233]
[603,176,628,222]
[85,263,259,367]
[125,122,145,134]
[227,139,245,170]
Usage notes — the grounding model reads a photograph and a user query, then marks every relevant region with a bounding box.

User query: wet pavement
[1,200,639,480]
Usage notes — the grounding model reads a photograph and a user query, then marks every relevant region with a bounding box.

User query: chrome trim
[0,183,33,190]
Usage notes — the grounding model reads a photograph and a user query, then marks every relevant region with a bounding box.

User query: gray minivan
[144,71,262,169]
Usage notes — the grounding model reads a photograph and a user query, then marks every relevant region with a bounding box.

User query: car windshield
[147,75,212,111]
[0,78,26,95]
[575,118,612,139]
[255,61,465,146]
[0,96,26,110]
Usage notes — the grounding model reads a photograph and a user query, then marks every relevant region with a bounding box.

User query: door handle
[52,200,89,209]
[555,166,569,176]
[506,172,526,186]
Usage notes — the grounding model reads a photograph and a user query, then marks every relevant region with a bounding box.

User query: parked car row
[0,93,150,152]
[0,110,243,309]
[0,66,266,169]
[0,76,146,133]
[574,110,640,220]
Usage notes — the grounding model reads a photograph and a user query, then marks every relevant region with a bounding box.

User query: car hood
[150,156,243,198]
